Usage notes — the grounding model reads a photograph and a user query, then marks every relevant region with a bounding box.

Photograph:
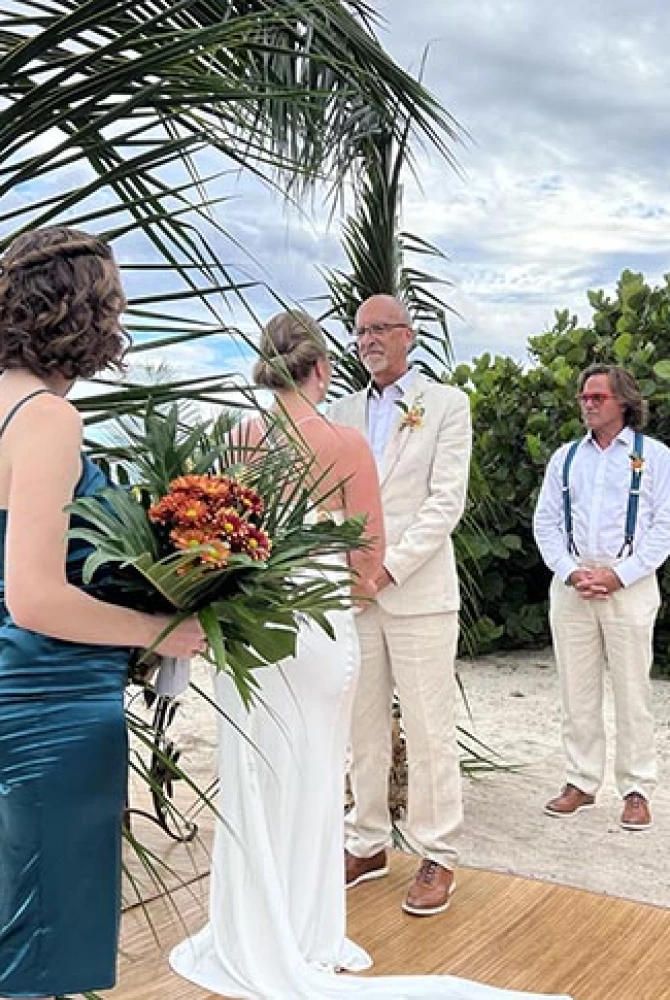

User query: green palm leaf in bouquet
[67,403,368,707]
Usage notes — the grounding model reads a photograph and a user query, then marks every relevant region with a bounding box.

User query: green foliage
[448,270,670,664]
[0,0,462,424]
[317,106,498,658]
[0,2,469,941]
[321,110,457,397]
[68,404,368,706]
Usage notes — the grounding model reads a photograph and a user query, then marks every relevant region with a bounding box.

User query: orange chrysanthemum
[170,528,231,571]
[148,494,181,524]
[242,525,272,561]
[200,539,231,569]
[213,507,246,542]
[234,485,264,516]
[202,479,236,501]
[151,473,272,567]
[170,526,211,549]
[169,473,236,503]
[169,474,211,494]
[169,496,210,527]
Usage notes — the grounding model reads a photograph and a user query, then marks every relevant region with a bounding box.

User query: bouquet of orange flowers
[148,473,271,570]
[68,404,366,705]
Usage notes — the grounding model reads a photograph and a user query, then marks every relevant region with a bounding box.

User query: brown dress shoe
[621,792,652,830]
[544,783,595,817]
[345,849,389,889]
[402,860,455,916]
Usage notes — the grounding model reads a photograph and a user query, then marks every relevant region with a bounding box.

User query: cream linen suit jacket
[329,370,471,616]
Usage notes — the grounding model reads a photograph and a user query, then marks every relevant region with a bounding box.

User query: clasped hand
[569,567,622,600]
[352,567,394,609]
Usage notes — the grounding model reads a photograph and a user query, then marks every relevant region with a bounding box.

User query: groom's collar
[367,367,416,399]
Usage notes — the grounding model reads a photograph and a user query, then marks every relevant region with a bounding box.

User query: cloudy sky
[8,0,668,380]
[179,0,670,376]
[377,0,670,362]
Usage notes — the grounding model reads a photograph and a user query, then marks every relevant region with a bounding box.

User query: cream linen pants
[549,572,660,800]
[344,605,462,870]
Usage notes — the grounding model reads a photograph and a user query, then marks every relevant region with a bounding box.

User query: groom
[329,294,471,915]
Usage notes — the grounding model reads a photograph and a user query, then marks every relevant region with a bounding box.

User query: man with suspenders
[533,364,670,830]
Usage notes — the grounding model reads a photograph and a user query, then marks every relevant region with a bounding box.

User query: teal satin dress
[0,420,129,998]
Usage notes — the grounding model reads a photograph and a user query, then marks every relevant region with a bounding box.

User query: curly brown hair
[0,226,129,379]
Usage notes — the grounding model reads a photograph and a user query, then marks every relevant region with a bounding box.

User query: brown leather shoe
[402,860,455,916]
[544,783,595,818]
[621,792,652,830]
[345,849,389,889]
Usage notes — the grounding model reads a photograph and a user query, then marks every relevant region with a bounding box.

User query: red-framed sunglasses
[576,392,614,406]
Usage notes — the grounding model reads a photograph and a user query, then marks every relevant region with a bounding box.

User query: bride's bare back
[245,412,384,602]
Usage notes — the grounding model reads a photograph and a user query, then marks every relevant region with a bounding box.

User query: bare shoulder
[236,415,264,447]
[38,392,80,420]
[319,422,373,475]
[35,394,82,438]
[328,422,369,452]
[3,393,83,495]
[5,392,81,440]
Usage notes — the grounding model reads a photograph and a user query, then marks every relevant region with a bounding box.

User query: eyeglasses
[354,322,408,340]
[576,392,614,406]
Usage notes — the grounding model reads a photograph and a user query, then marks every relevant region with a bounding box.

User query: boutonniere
[630,452,645,473]
[396,393,425,431]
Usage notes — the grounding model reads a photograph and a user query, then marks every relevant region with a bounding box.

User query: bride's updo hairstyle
[0,225,129,379]
[253,310,328,390]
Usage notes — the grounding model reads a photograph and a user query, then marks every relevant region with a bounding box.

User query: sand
[153,648,670,909]
[456,650,670,908]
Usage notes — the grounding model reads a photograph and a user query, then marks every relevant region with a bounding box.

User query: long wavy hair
[578,364,648,431]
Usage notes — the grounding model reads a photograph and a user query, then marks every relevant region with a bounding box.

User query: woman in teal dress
[0,226,206,1000]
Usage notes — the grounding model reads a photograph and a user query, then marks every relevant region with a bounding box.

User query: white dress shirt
[533,425,670,587]
[366,369,415,468]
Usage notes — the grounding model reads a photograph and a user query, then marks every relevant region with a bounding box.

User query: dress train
[171,556,572,1000]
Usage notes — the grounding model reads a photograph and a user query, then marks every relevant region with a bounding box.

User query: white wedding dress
[170,527,572,1000]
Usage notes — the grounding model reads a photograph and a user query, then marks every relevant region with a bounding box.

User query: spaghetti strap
[0,388,53,440]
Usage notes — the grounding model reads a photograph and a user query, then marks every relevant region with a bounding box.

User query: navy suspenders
[621,431,644,557]
[561,431,644,558]
[561,439,581,557]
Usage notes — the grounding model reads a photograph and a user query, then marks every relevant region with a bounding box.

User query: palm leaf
[321,105,459,395]
[1,1,464,437]
[68,402,367,708]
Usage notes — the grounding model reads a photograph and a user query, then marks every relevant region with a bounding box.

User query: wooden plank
[103,851,670,1000]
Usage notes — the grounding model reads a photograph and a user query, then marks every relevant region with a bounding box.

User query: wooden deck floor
[109,845,670,1000]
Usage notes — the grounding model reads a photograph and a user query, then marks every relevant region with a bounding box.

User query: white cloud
[185,0,670,365]
[7,0,669,370]
[359,0,670,361]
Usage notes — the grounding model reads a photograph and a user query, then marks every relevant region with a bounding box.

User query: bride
[170,311,572,1000]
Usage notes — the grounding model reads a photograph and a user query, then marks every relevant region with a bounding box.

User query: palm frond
[1,1,465,419]
[320,109,457,396]
[68,402,368,706]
